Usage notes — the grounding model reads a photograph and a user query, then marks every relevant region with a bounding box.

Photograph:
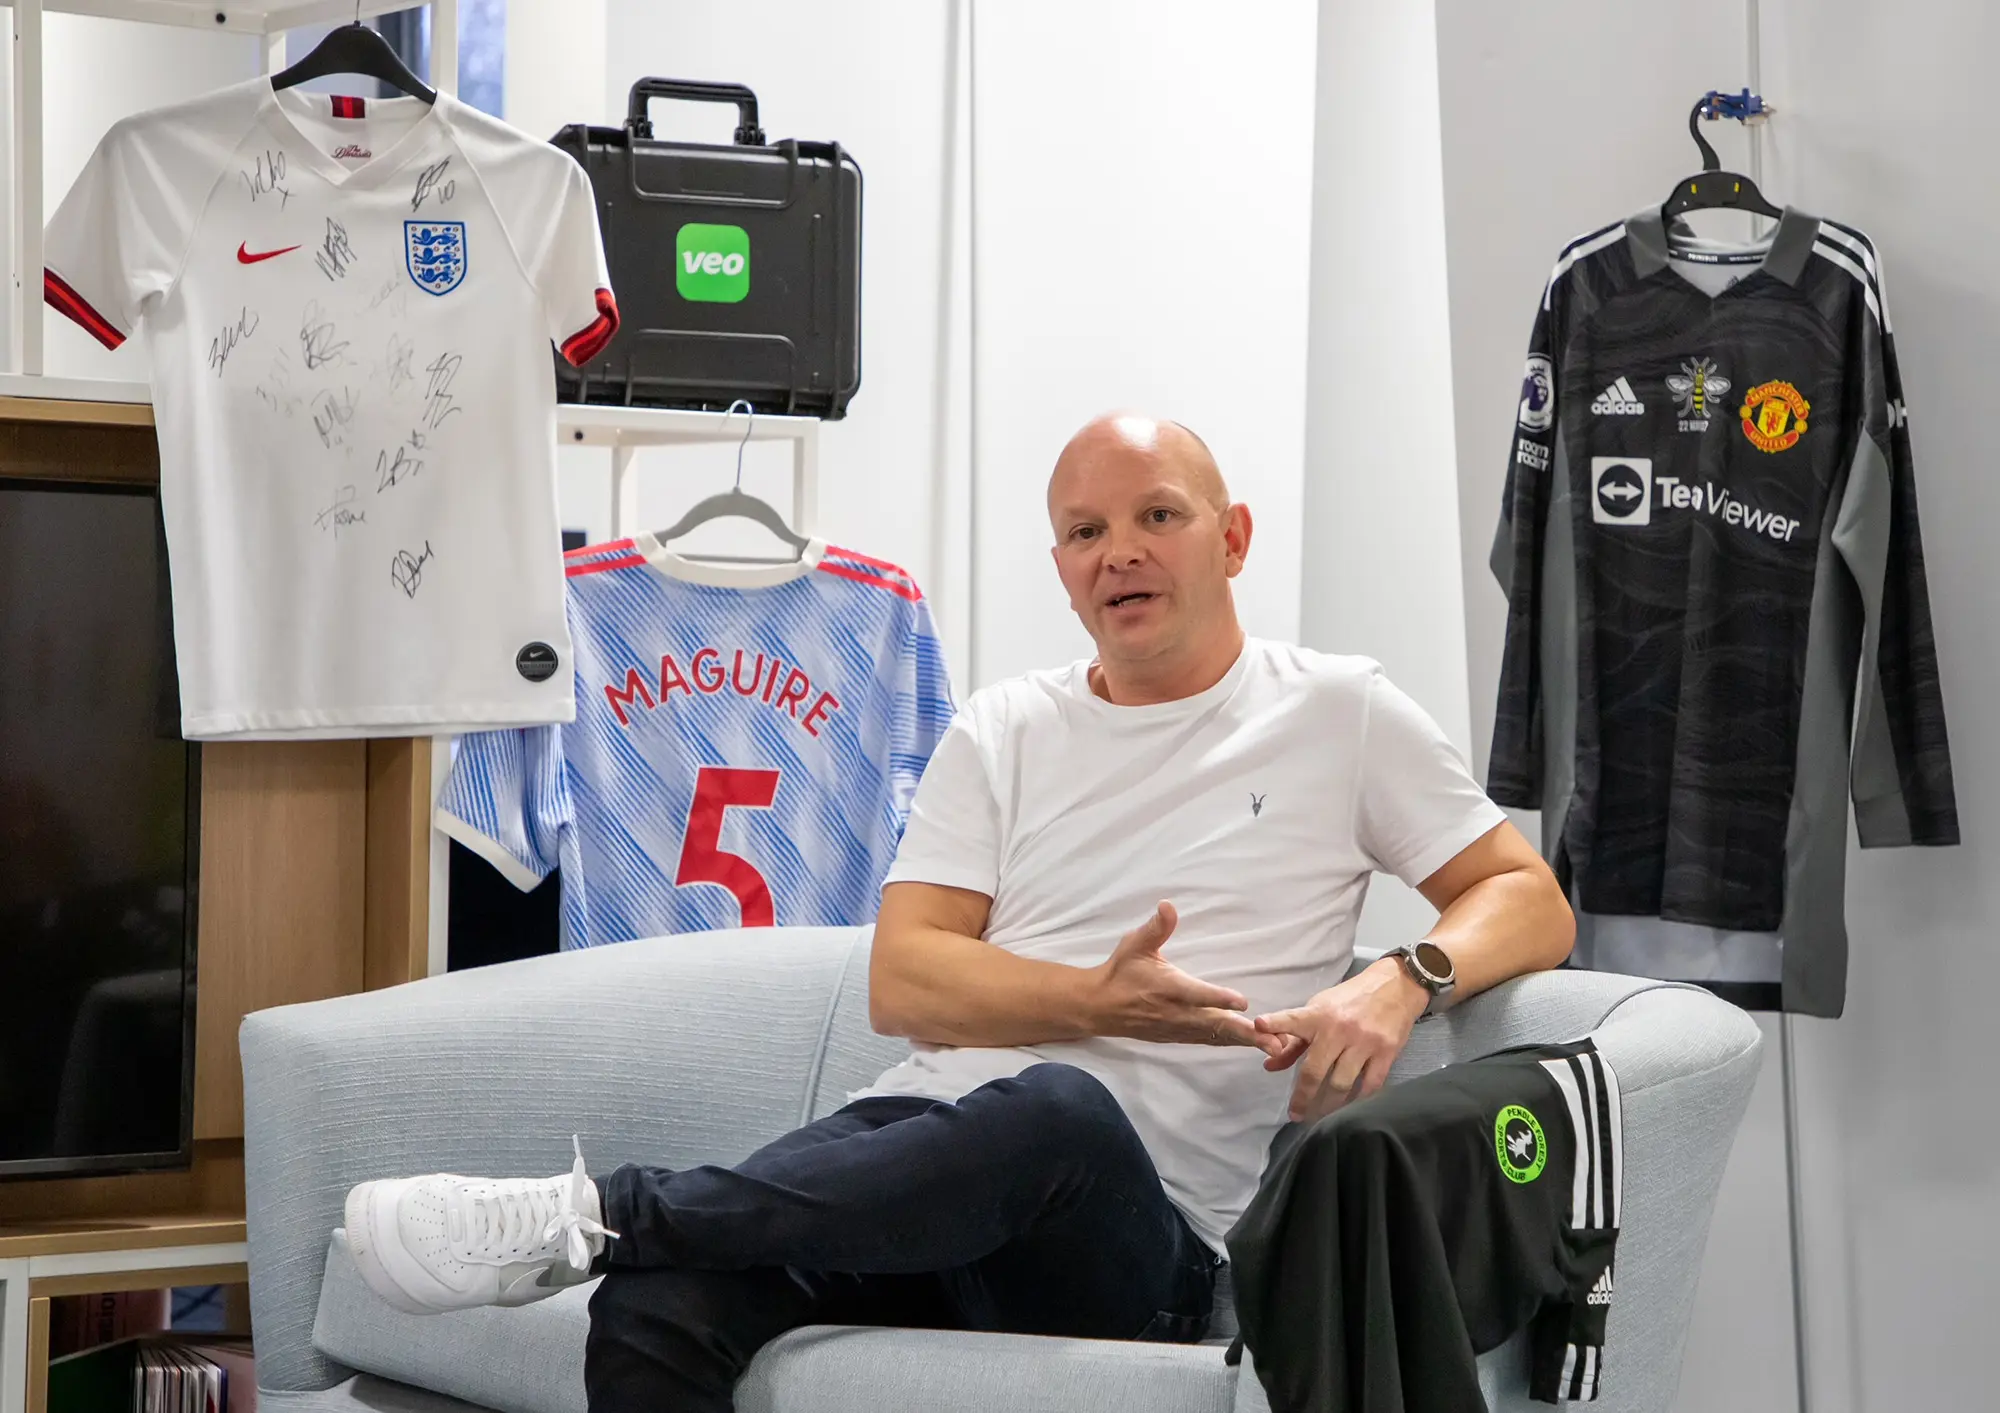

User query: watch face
[1413,941,1454,984]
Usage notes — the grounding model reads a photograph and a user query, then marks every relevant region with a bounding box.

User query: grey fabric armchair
[239,927,1760,1413]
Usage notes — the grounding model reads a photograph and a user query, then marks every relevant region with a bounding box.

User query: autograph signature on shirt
[410,157,456,213]
[382,333,416,393]
[311,386,360,448]
[240,149,291,208]
[207,306,260,377]
[255,348,302,416]
[367,275,407,316]
[313,484,366,537]
[314,217,357,282]
[391,540,436,599]
[375,439,424,492]
[300,301,350,371]
[421,351,463,429]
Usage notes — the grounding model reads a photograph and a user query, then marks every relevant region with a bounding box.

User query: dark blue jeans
[584,1062,1221,1413]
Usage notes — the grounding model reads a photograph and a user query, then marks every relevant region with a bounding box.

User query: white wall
[1300,0,1468,950]
[1435,1,1756,784]
[1755,6,2000,1410]
[503,0,606,169]
[966,0,1316,686]
[1436,3,2000,1409]
[588,0,973,682]
[587,1,1315,694]
[2,15,260,380]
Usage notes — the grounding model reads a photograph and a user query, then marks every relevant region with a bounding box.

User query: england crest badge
[405,220,467,295]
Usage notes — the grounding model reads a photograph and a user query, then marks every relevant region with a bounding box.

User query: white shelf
[38,1,414,37]
[0,372,148,404]
[0,376,830,450]
[557,404,824,542]
[557,402,822,449]
[0,373,825,537]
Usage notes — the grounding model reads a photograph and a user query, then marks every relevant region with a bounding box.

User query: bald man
[340,414,1572,1413]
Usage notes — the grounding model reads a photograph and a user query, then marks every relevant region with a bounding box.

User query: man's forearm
[1416,861,1575,1008]
[871,921,1105,1047]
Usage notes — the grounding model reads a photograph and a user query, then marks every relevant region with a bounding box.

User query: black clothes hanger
[272,5,436,105]
[1660,97,1780,221]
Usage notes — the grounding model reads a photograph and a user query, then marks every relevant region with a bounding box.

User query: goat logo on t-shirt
[1250,792,1266,817]
[1495,1104,1548,1183]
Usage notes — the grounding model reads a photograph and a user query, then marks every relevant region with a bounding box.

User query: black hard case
[551,79,863,419]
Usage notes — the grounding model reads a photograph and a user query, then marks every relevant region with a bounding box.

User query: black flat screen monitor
[0,479,198,1179]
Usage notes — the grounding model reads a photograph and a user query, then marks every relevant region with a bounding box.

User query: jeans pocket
[1134,1308,1210,1345]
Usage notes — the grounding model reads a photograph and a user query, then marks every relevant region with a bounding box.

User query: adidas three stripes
[1225,1039,1625,1410]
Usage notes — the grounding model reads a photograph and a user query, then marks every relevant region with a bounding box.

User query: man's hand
[1253,957,1431,1122]
[1090,901,1273,1049]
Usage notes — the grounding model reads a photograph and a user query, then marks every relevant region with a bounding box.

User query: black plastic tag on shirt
[516,642,559,682]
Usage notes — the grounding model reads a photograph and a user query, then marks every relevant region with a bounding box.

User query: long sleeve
[1227,1114,1490,1413]
[1487,283,1565,807]
[1831,256,1958,847]
[1227,1043,1624,1413]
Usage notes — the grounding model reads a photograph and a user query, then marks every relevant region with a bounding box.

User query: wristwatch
[1389,941,1456,1019]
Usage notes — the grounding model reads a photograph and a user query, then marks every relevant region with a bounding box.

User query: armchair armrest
[242,927,865,1393]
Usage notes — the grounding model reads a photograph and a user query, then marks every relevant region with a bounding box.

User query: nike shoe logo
[237,242,301,264]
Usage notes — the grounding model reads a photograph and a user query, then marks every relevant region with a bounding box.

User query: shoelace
[467,1135,620,1273]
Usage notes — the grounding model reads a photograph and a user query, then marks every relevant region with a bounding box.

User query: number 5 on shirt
[676,766,781,926]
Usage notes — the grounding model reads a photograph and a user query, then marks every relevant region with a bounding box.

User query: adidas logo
[1589,377,1645,415]
[1586,1268,1615,1306]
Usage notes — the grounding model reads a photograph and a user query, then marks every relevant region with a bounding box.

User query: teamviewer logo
[1591,457,1652,526]
[676,223,751,303]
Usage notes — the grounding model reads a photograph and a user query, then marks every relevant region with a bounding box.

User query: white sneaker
[341,1135,619,1315]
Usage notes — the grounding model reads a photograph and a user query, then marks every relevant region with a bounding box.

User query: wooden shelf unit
[2,1211,252,1413]
[1,394,433,1413]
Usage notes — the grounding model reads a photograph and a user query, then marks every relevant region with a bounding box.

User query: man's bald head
[1045,411,1254,696]
[1047,413,1230,521]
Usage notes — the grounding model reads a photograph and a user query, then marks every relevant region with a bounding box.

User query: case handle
[626,78,766,145]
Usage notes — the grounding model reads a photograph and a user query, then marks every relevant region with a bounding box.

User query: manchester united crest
[1740,380,1810,453]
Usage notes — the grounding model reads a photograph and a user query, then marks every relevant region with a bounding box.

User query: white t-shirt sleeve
[522,155,617,365]
[435,725,569,891]
[43,117,211,347]
[460,106,619,365]
[1354,669,1507,888]
[882,712,1002,898]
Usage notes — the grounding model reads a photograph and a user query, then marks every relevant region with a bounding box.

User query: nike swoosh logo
[237,242,300,264]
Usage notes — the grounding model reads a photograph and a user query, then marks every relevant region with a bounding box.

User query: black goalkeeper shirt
[1489,207,1957,1017]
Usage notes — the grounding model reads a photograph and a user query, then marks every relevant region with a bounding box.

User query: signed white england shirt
[853,640,1506,1252]
[44,80,616,738]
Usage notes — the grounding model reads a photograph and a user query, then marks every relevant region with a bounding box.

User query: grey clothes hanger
[652,400,810,565]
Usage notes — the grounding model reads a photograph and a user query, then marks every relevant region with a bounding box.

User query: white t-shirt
[44,80,617,739]
[852,638,1505,1253]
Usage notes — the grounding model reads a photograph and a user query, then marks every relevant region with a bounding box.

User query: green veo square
[676,223,751,303]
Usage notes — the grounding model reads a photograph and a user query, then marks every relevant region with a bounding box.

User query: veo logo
[675,223,751,303]
[1591,457,1652,526]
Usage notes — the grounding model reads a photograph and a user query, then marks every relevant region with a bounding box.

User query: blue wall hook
[1701,88,1774,123]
